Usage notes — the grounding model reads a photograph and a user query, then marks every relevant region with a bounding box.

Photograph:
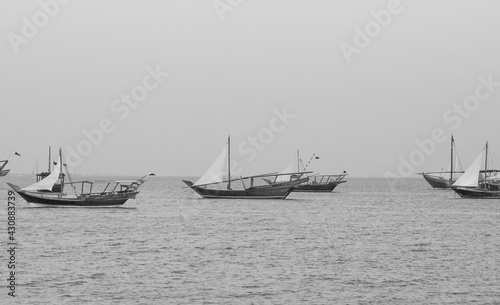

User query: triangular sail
[452,149,484,187]
[194,145,228,186]
[21,160,62,192]
[276,163,295,182]
[450,138,464,180]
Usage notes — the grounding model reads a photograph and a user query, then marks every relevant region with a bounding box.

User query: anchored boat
[183,136,310,199]
[266,150,347,192]
[419,135,464,188]
[293,173,347,192]
[451,142,500,199]
[7,148,154,207]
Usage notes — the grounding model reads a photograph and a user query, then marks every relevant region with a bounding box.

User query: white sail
[452,149,484,187]
[194,145,228,186]
[21,160,62,192]
[276,163,295,182]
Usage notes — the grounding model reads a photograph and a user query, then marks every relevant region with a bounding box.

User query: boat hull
[16,192,136,207]
[8,183,137,207]
[293,181,346,192]
[451,186,500,199]
[421,173,453,188]
[0,169,10,177]
[183,179,306,199]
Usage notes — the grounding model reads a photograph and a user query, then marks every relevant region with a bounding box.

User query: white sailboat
[419,135,464,188]
[452,142,500,198]
[7,148,154,207]
[183,136,311,199]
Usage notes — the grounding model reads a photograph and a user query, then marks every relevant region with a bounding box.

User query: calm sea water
[2,175,499,304]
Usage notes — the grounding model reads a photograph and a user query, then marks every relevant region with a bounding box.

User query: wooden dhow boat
[7,148,154,207]
[293,173,347,192]
[265,150,347,192]
[183,137,310,199]
[419,135,464,188]
[451,142,500,199]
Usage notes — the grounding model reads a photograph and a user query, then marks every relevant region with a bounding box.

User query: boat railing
[307,174,347,185]
[57,179,145,196]
[419,170,465,175]
[421,169,500,180]
[266,171,312,186]
[213,171,312,188]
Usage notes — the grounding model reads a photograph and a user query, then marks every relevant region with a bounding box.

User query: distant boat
[265,150,347,192]
[294,173,347,192]
[0,160,10,177]
[183,136,310,199]
[294,150,347,192]
[451,141,500,199]
[419,135,464,188]
[7,148,154,207]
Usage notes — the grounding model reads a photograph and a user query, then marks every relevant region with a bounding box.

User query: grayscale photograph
[1,0,499,304]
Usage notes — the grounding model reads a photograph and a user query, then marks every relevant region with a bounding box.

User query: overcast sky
[1,0,499,177]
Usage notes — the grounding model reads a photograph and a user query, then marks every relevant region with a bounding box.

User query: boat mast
[297,149,300,172]
[450,134,454,182]
[485,141,488,189]
[227,135,231,190]
[59,148,64,192]
[48,146,51,172]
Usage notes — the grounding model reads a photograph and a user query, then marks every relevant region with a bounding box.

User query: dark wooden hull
[451,186,500,199]
[293,181,346,192]
[421,174,453,188]
[183,179,307,199]
[8,183,137,207]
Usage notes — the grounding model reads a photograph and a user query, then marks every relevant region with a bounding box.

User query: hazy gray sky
[1,0,500,177]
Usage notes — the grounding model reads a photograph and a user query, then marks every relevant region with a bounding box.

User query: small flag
[14,152,20,156]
